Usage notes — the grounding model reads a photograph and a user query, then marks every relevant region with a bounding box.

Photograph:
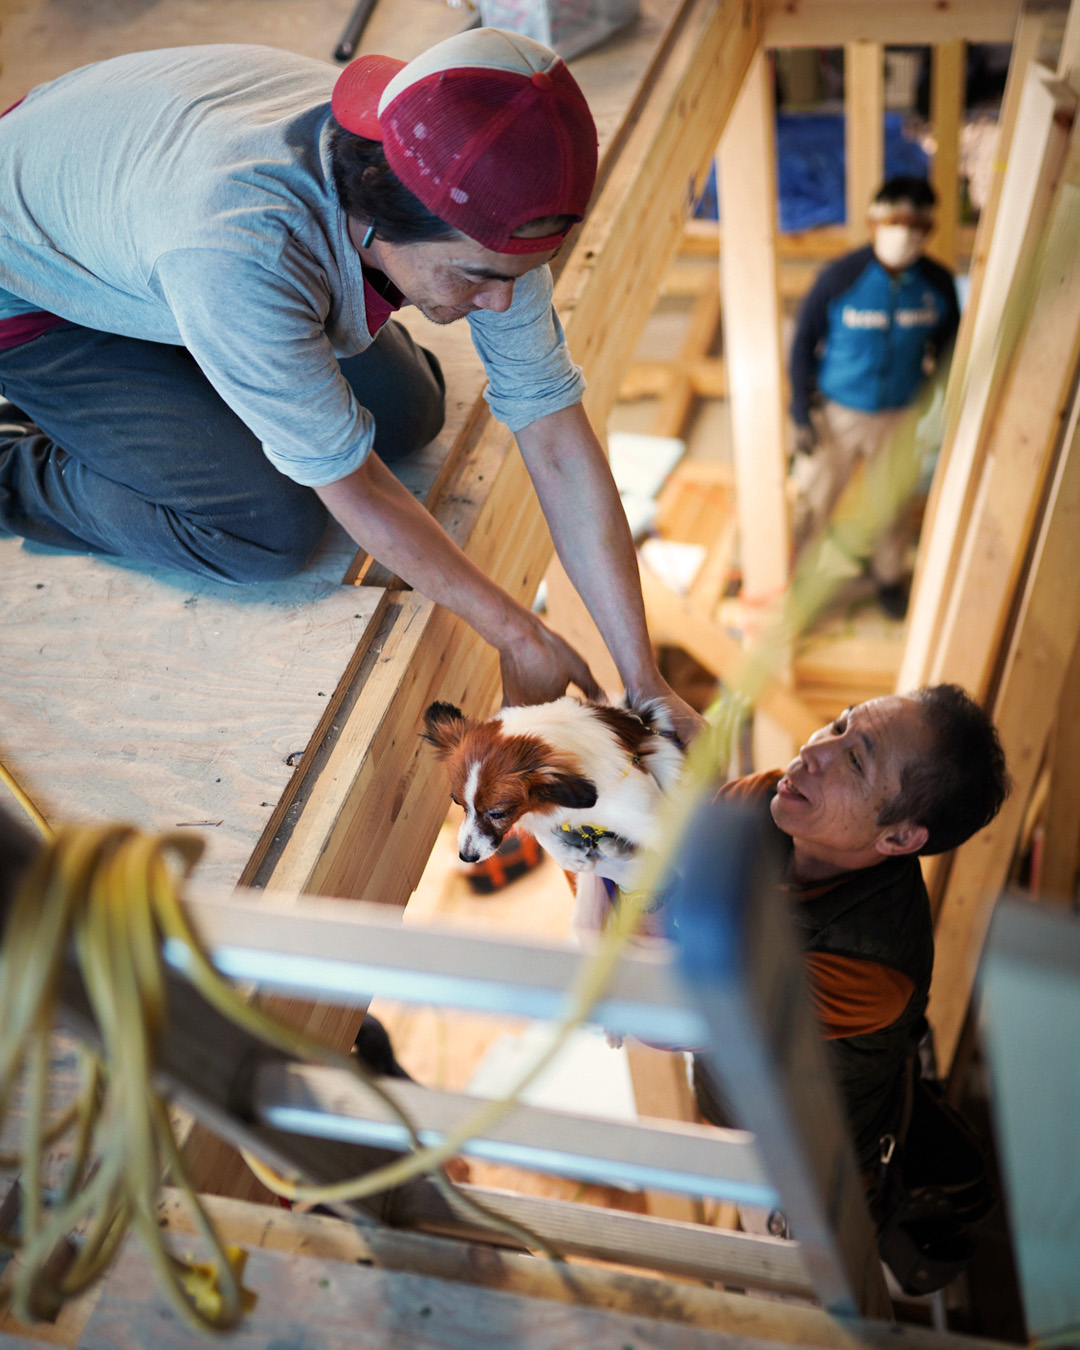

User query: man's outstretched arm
[315,452,601,706]
[515,401,703,744]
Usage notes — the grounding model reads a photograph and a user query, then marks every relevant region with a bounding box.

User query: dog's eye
[450,794,461,806]
[487,809,509,822]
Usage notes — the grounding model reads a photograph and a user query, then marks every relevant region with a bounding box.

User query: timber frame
[5,0,1075,1340]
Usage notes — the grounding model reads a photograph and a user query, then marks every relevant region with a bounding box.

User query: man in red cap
[0,31,699,735]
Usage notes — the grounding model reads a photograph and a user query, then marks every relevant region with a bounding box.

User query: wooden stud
[763,0,1020,48]
[623,1042,706,1223]
[639,565,822,745]
[905,10,1051,651]
[541,0,760,688]
[928,41,966,270]
[717,47,793,768]
[929,382,1080,1070]
[844,42,884,246]
[898,70,1078,695]
[926,110,1080,701]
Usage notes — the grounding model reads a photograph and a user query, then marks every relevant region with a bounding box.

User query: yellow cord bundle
[0,818,576,1328]
[0,824,253,1329]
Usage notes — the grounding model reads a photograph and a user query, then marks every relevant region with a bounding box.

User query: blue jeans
[0,320,445,582]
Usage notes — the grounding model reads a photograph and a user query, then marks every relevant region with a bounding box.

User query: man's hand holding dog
[498,616,601,707]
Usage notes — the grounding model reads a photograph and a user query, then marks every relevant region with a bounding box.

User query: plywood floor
[0,310,479,888]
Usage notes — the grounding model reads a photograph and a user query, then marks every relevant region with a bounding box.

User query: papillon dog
[421,695,684,893]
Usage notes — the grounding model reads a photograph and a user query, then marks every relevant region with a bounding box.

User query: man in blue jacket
[789,177,959,615]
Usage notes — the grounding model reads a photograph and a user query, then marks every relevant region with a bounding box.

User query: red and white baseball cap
[331,27,598,255]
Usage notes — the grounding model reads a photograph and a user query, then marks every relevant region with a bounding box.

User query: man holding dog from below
[690,684,1009,1193]
[0,29,700,740]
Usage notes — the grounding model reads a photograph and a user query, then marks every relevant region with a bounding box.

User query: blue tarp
[696,110,930,233]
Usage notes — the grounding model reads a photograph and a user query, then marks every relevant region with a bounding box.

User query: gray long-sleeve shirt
[0,44,586,486]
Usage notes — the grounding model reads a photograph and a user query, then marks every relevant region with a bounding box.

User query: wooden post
[926,111,1080,700]
[897,75,1079,696]
[625,1043,707,1224]
[929,382,1080,1070]
[928,40,966,269]
[717,48,793,770]
[845,42,884,245]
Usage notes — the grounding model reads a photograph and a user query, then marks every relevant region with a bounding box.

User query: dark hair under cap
[328,119,464,246]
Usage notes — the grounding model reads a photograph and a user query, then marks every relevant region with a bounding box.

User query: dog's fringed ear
[421,701,469,756]
[535,769,598,811]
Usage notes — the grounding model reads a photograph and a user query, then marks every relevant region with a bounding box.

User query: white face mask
[873,225,924,271]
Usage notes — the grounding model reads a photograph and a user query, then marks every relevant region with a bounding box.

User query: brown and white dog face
[421,701,597,864]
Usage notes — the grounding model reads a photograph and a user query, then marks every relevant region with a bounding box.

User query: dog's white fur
[441,695,683,886]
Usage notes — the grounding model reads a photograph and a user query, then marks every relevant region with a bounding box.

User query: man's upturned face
[771,695,932,877]
[349,218,558,326]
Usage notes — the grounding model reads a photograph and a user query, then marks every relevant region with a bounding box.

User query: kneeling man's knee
[205,492,329,584]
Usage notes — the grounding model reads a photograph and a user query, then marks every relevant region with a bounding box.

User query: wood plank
[623,1042,706,1223]
[556,0,761,428]
[929,382,1080,1070]
[899,58,1074,693]
[684,218,979,264]
[903,10,1050,659]
[78,1236,785,1349]
[926,107,1080,701]
[640,564,822,745]
[844,42,884,246]
[620,355,726,401]
[928,41,966,270]
[94,1187,1017,1348]
[0,533,377,891]
[717,47,793,768]
[650,280,723,440]
[763,0,1020,47]
[252,1064,774,1205]
[154,1187,816,1318]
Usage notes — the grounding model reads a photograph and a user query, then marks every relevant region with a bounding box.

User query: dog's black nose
[459,851,480,864]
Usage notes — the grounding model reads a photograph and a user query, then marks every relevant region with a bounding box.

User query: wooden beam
[624,1042,707,1223]
[844,42,884,245]
[640,564,822,745]
[929,383,1080,1071]
[898,66,1078,693]
[925,107,1080,700]
[650,279,723,440]
[619,356,726,401]
[917,8,1048,526]
[928,41,966,270]
[154,1187,818,1313]
[763,0,1020,47]
[717,47,793,767]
